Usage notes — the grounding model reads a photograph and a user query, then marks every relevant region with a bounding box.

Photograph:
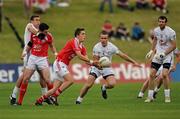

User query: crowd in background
[101,20,146,42]
[100,0,168,14]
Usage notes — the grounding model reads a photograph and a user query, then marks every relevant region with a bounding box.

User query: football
[99,56,111,67]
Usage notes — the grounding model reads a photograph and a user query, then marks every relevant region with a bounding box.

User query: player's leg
[37,69,48,95]
[76,74,96,104]
[145,62,160,102]
[162,64,171,103]
[153,75,163,98]
[101,75,116,99]
[10,71,24,105]
[17,68,35,105]
[35,79,63,106]
[137,79,149,98]
[10,54,29,105]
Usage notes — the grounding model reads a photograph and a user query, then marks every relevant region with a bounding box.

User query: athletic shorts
[89,66,114,79]
[26,54,49,70]
[53,60,69,82]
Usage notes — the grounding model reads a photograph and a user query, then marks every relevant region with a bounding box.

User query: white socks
[77,96,83,102]
[164,89,170,98]
[138,92,144,97]
[148,90,154,99]
[102,84,106,91]
[12,86,19,98]
[41,88,48,95]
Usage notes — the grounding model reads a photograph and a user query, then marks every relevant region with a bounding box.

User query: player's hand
[155,52,165,60]
[54,52,58,58]
[21,52,27,60]
[170,65,176,72]
[145,50,153,59]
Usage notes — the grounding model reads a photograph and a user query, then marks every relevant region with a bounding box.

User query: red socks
[37,95,48,103]
[18,82,28,105]
[47,82,53,90]
[52,88,62,97]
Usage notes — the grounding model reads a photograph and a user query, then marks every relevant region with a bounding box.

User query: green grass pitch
[0,83,180,119]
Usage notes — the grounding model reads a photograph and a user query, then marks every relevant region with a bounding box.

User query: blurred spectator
[136,0,149,9]
[34,0,50,14]
[151,0,168,14]
[48,0,57,6]
[99,0,113,13]
[102,20,114,38]
[115,22,131,41]
[57,0,70,7]
[117,0,134,12]
[131,22,145,42]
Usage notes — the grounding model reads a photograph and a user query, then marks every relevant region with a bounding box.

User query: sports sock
[138,92,144,97]
[47,82,53,90]
[37,95,48,103]
[148,90,154,99]
[102,84,106,91]
[41,88,47,95]
[12,86,19,98]
[18,82,28,104]
[164,89,170,97]
[77,96,83,102]
[52,88,62,97]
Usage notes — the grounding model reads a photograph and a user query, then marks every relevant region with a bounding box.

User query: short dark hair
[30,15,40,21]
[74,28,85,37]
[158,16,168,22]
[39,23,49,31]
[100,31,109,36]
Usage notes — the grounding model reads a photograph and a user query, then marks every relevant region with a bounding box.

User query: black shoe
[101,86,107,99]
[75,101,81,104]
[9,95,16,105]
[153,92,158,99]
[44,97,53,105]
[35,101,43,106]
[137,96,143,99]
[50,96,59,106]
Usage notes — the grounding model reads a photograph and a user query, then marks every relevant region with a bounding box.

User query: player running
[75,31,141,104]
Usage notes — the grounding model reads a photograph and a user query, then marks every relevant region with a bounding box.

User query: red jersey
[30,33,53,57]
[57,38,87,65]
[152,0,165,6]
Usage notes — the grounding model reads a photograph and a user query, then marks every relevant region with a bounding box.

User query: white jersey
[24,23,37,46]
[153,26,176,56]
[93,42,121,61]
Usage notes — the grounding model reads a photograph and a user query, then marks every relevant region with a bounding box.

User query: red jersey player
[17,23,57,105]
[35,28,98,106]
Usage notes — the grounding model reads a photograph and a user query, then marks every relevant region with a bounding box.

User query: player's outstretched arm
[49,42,58,57]
[117,52,141,67]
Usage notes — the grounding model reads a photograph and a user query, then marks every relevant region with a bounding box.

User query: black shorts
[151,62,171,71]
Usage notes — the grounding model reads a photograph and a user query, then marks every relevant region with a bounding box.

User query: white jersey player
[76,31,141,104]
[145,16,176,103]
[9,15,51,105]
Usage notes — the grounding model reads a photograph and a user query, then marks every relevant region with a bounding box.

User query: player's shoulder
[165,26,175,33]
[93,42,101,49]
[108,42,117,48]
[153,27,160,32]
[26,23,33,28]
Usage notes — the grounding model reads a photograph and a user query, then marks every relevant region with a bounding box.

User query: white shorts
[26,54,49,70]
[152,53,173,65]
[53,60,69,82]
[89,66,114,79]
